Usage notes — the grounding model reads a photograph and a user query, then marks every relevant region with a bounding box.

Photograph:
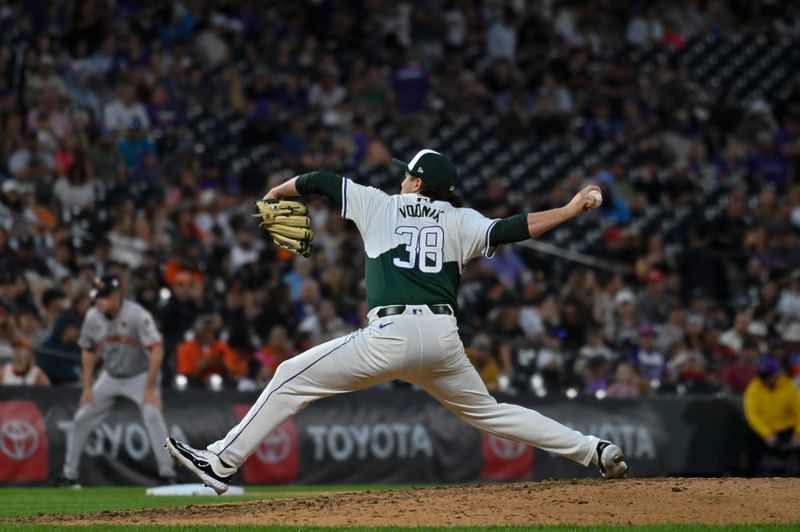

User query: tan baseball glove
[253,199,314,257]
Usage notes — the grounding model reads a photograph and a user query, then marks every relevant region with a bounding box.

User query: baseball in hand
[587,190,603,210]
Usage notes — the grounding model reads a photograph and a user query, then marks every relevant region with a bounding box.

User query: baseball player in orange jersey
[167,149,627,493]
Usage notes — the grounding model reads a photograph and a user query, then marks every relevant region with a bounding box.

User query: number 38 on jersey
[393,226,445,273]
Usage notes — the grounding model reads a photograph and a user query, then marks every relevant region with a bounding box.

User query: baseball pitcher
[60,275,175,487]
[167,149,626,494]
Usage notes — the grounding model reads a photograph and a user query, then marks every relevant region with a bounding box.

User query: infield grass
[0,485,403,518]
[0,486,798,531]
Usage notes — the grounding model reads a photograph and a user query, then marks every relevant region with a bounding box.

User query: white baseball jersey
[78,300,162,378]
[1,363,47,385]
[341,178,498,309]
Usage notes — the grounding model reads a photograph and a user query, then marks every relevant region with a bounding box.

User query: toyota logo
[255,427,291,464]
[488,435,526,460]
[0,419,39,461]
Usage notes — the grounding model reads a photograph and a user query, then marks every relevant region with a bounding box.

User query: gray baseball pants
[62,370,174,479]
[208,305,598,469]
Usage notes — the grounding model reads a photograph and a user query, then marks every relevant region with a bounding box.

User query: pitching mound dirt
[13,478,800,527]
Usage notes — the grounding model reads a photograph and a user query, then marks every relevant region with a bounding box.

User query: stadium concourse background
[0,1,799,484]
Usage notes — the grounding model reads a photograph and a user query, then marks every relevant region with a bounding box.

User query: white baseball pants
[63,370,175,479]
[208,305,598,468]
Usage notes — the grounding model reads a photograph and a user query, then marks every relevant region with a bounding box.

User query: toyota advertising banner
[0,388,748,486]
[0,401,49,483]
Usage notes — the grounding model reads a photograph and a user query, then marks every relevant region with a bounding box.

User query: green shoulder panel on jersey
[365,245,460,310]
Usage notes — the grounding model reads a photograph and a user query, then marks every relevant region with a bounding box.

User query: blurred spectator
[88,133,124,183]
[308,71,347,127]
[252,280,298,336]
[745,319,769,356]
[668,340,713,393]
[595,170,631,225]
[486,8,517,62]
[517,277,546,341]
[482,246,525,287]
[634,233,667,281]
[555,288,587,344]
[583,102,622,141]
[628,324,665,383]
[0,299,13,363]
[229,216,263,273]
[748,131,789,190]
[390,53,431,142]
[293,279,321,322]
[721,339,760,394]
[1,338,50,386]
[24,55,66,105]
[743,357,800,475]
[176,314,237,387]
[194,17,231,67]
[536,297,568,393]
[53,159,95,213]
[607,362,648,398]
[636,270,672,324]
[611,288,639,350]
[655,307,685,356]
[490,304,525,371]
[8,132,58,182]
[158,270,201,364]
[225,327,258,390]
[14,235,49,280]
[594,272,622,337]
[34,313,82,386]
[712,188,749,253]
[473,178,512,219]
[443,2,467,50]
[147,86,185,135]
[104,84,149,134]
[777,271,800,325]
[534,73,573,137]
[299,298,349,345]
[466,333,500,392]
[117,118,156,174]
[719,310,751,357]
[626,6,664,47]
[40,288,66,338]
[536,328,566,395]
[255,325,294,384]
[584,357,610,396]
[576,330,615,378]
[28,89,72,145]
[15,304,45,347]
[108,211,149,269]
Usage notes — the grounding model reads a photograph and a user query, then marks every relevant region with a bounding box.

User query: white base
[146,483,245,496]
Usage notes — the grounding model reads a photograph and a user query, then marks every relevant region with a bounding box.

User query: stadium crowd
[0,0,799,401]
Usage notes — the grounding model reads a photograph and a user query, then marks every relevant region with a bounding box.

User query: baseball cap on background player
[90,275,121,300]
[392,149,459,192]
[756,356,780,378]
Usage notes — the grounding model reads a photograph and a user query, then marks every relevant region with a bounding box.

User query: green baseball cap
[392,149,459,192]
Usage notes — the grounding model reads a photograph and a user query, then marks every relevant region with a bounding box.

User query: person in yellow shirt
[743,357,800,475]
[466,334,500,392]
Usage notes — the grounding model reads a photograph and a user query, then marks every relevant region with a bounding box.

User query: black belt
[377,304,453,318]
